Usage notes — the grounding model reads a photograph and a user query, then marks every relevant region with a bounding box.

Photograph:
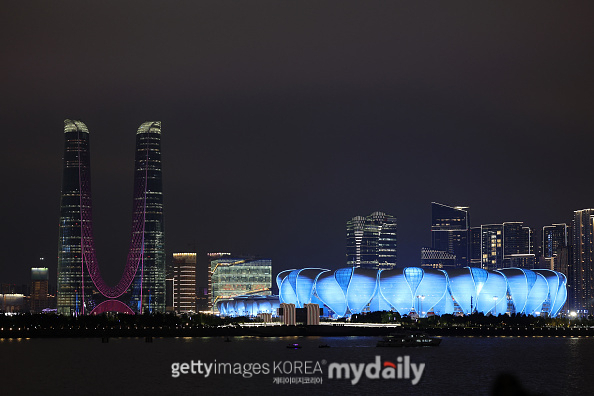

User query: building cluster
[3,120,591,323]
[166,252,273,315]
[422,203,590,316]
[0,267,56,313]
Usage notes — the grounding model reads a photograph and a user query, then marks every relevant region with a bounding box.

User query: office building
[57,120,165,315]
[431,203,470,267]
[209,256,272,312]
[479,222,533,270]
[30,267,49,313]
[469,227,482,266]
[571,209,594,314]
[172,253,197,313]
[542,224,570,274]
[346,211,397,269]
[543,224,568,259]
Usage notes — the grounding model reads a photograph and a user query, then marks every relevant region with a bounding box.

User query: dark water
[0,336,592,395]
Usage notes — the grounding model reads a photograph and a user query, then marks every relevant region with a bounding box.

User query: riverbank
[1,324,593,338]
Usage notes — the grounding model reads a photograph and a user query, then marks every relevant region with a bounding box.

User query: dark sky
[1,2,593,287]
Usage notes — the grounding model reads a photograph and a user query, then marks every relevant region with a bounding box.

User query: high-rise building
[541,224,570,273]
[172,253,196,313]
[57,120,165,315]
[571,209,594,314]
[30,267,49,313]
[479,222,533,270]
[543,224,568,259]
[346,211,397,269]
[431,203,470,267]
[195,253,212,311]
[469,227,482,266]
[209,256,272,312]
[480,224,504,270]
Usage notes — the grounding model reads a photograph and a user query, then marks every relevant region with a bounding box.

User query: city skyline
[2,2,594,290]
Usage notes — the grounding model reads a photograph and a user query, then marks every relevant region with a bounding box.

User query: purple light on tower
[57,120,165,315]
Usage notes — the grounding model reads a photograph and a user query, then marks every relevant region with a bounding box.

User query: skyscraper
[346,211,397,269]
[571,209,594,314]
[431,202,470,267]
[543,224,568,259]
[57,120,165,315]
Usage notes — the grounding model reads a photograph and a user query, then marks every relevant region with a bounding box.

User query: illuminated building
[469,227,482,266]
[57,120,165,315]
[346,211,397,269]
[30,267,49,313]
[172,253,196,313]
[209,256,272,312]
[571,209,594,314]
[479,222,533,270]
[278,267,567,318]
[216,295,279,317]
[420,247,456,269]
[480,224,504,270]
[543,224,568,259]
[542,224,570,274]
[431,202,470,267]
[0,294,25,313]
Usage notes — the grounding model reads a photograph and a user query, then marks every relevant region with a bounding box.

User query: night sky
[1,2,593,288]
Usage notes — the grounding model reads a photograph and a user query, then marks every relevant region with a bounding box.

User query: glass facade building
[431,203,470,267]
[216,295,279,317]
[542,224,568,259]
[479,222,533,271]
[346,212,397,269]
[278,266,567,318]
[209,257,272,312]
[57,120,165,315]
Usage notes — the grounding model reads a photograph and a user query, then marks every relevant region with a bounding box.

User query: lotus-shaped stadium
[276,267,567,318]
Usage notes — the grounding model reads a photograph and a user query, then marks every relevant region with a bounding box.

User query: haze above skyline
[1,2,593,286]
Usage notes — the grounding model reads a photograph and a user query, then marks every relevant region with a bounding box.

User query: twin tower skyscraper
[57,120,165,315]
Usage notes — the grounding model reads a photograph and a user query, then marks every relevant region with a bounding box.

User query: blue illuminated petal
[315,271,348,317]
[346,269,378,314]
[499,268,530,314]
[379,269,414,316]
[448,268,476,315]
[415,269,447,317]
[525,272,549,315]
[477,271,507,315]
